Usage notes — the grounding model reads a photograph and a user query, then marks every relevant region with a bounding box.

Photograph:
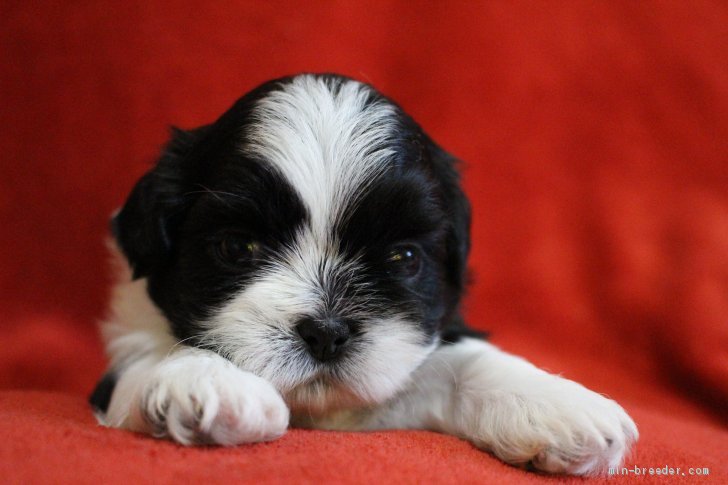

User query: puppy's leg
[102,347,289,445]
[355,338,638,475]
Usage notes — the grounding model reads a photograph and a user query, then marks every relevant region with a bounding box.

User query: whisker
[165,335,202,357]
[183,184,252,206]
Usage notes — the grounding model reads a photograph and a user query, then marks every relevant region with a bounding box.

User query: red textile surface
[1,1,726,483]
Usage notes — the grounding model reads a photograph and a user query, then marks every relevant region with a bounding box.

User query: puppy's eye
[385,245,421,277]
[213,236,262,266]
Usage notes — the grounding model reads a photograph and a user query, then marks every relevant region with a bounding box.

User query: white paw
[129,351,289,445]
[467,377,638,475]
[522,383,638,475]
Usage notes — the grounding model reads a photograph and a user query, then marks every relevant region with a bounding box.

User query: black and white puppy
[91,73,637,475]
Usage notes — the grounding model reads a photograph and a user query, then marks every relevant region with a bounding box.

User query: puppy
[91,73,637,475]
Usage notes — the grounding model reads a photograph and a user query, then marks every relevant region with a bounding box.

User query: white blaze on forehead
[243,75,398,239]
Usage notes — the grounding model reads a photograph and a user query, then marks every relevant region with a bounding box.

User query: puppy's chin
[280,337,439,416]
[284,377,364,415]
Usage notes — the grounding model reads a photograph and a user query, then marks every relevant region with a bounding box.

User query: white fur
[101,247,176,371]
[243,75,397,241]
[119,348,288,445]
[302,338,638,476]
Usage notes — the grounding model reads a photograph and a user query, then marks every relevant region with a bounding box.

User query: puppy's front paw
[130,352,289,445]
[469,378,638,475]
[524,384,637,475]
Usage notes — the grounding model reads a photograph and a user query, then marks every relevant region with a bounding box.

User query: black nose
[295,317,351,362]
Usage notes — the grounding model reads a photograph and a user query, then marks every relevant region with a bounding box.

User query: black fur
[89,371,117,413]
[111,73,481,352]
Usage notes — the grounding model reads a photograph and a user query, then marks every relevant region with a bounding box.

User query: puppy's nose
[295,317,351,362]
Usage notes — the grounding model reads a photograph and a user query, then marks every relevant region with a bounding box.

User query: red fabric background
[1,1,726,483]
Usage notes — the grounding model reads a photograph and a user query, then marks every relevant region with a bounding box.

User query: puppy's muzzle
[295,317,357,362]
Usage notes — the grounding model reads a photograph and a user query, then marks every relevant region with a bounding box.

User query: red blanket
[1,1,726,482]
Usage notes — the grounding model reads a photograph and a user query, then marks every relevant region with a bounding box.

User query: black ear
[428,142,471,293]
[112,126,206,279]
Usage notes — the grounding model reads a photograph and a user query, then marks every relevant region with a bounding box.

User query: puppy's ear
[112,126,205,279]
[428,142,471,293]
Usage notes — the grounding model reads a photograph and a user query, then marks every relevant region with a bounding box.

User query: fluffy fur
[92,73,637,475]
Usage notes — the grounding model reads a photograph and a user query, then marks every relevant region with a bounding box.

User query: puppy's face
[115,74,470,414]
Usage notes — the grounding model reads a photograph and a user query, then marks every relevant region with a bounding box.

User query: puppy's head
[114,74,470,413]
